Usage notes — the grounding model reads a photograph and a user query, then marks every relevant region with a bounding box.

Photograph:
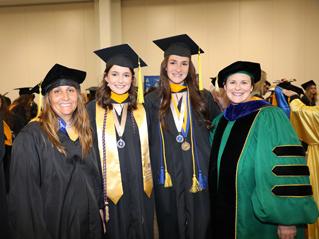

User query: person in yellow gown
[283,89,319,239]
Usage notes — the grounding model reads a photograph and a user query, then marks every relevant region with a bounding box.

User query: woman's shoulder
[144,88,161,109]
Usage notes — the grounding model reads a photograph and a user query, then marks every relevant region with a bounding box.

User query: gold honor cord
[187,88,200,193]
[137,58,144,104]
[159,125,173,187]
[159,89,201,192]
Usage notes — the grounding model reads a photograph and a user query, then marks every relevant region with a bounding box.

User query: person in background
[144,34,220,239]
[301,80,317,106]
[209,61,318,239]
[86,87,98,103]
[8,63,103,239]
[282,88,319,239]
[87,44,154,239]
[0,106,10,238]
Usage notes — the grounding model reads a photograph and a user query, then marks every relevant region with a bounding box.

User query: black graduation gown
[87,101,154,239]
[0,114,10,239]
[8,122,103,239]
[144,89,220,239]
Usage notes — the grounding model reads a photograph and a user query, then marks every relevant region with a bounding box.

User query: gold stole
[3,121,12,146]
[95,102,153,206]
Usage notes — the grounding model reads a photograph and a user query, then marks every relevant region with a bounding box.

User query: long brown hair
[40,89,93,158]
[159,56,207,128]
[96,64,137,111]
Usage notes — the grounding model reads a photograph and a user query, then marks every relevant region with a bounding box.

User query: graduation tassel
[137,58,144,104]
[197,48,203,91]
[159,166,165,185]
[187,89,200,193]
[159,123,173,188]
[198,170,207,191]
[189,174,200,193]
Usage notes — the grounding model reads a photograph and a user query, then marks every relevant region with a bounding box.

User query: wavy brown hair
[159,56,208,128]
[96,64,137,111]
[40,89,93,158]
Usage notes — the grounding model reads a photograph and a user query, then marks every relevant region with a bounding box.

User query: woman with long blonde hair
[8,64,103,239]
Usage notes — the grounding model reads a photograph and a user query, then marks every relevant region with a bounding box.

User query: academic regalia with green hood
[145,34,221,239]
[209,61,318,239]
[88,44,154,239]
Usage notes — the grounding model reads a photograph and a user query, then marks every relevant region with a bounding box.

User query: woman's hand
[277,225,297,239]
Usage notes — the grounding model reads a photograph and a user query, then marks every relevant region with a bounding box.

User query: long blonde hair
[40,89,93,158]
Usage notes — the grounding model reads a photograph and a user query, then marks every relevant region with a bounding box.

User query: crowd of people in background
[0,34,318,239]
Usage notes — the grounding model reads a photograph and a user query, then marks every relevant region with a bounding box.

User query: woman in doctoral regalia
[8,64,103,239]
[209,61,318,239]
[144,34,220,239]
[87,44,154,239]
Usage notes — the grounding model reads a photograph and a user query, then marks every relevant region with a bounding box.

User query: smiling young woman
[144,34,220,239]
[87,44,154,239]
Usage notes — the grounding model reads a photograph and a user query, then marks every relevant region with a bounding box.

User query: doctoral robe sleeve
[8,128,52,239]
[251,106,319,225]
[289,98,319,145]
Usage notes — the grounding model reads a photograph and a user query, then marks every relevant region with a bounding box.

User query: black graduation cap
[14,87,32,96]
[277,81,304,96]
[301,80,316,90]
[94,44,147,69]
[217,61,261,86]
[153,34,204,57]
[30,84,40,94]
[210,77,217,86]
[41,64,86,95]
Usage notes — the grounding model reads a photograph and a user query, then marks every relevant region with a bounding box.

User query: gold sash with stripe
[95,102,153,206]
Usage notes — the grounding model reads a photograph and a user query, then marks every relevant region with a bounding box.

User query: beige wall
[121,0,319,89]
[1,0,319,100]
[0,1,99,99]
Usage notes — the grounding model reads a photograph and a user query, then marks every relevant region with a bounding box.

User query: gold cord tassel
[164,171,172,187]
[189,174,200,193]
[137,58,144,103]
[197,48,203,91]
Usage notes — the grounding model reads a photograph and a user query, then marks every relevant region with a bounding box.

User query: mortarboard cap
[41,64,86,95]
[277,81,304,96]
[153,34,204,57]
[94,44,147,69]
[14,87,32,96]
[301,80,316,90]
[210,77,217,87]
[30,84,40,94]
[217,61,261,86]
